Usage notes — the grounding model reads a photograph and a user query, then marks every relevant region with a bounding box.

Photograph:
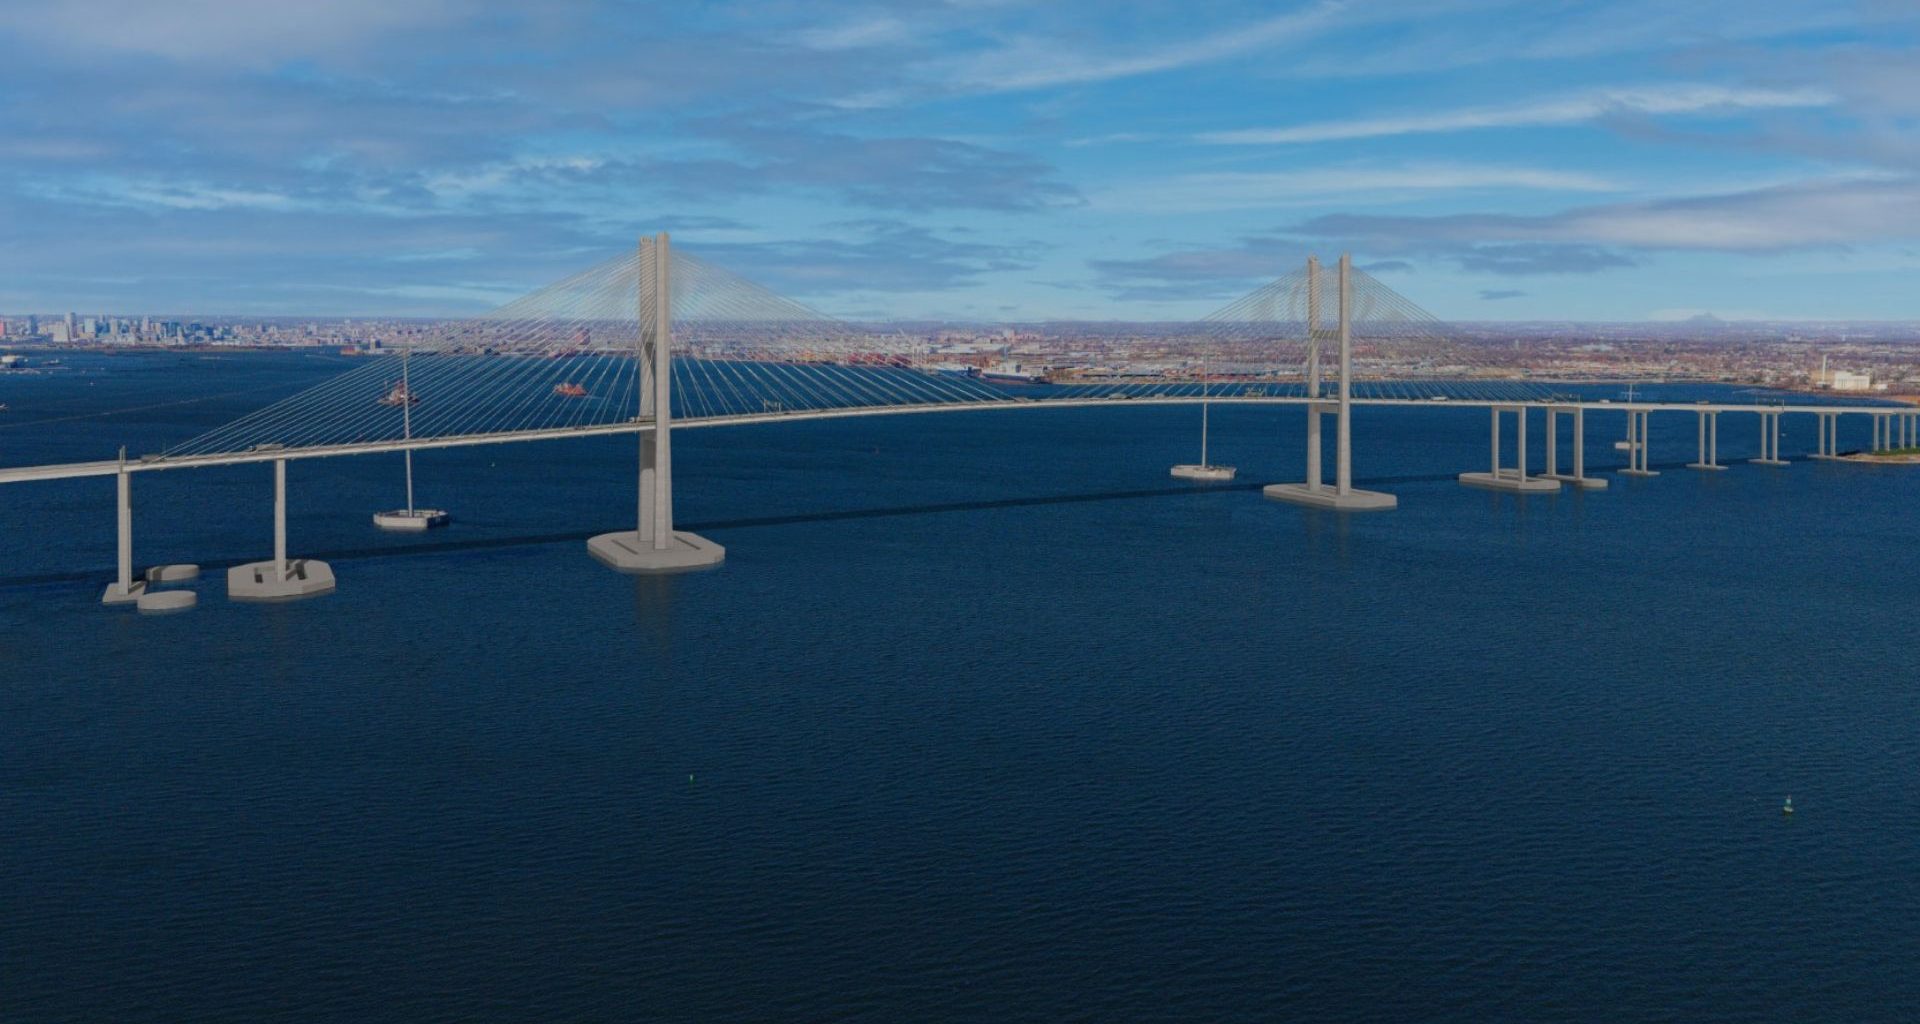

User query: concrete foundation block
[587,530,726,573]
[1262,483,1398,510]
[228,559,336,601]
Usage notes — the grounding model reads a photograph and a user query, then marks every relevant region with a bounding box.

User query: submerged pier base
[1263,482,1398,510]
[588,529,725,573]
[228,558,335,601]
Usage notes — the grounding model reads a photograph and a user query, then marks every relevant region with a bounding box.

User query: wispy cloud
[944,1,1345,92]
[1090,165,1618,212]
[1199,84,1834,145]
[1295,175,1920,251]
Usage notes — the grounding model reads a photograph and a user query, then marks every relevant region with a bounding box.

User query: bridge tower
[1265,253,1397,511]
[588,232,726,572]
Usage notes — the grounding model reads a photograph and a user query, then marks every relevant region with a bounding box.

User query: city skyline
[3,1,1919,321]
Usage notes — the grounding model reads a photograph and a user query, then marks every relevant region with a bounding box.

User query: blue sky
[3,0,1918,321]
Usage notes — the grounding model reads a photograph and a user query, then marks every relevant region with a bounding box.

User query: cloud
[1090,165,1617,212]
[2,0,479,65]
[789,16,914,51]
[1293,176,1920,252]
[1453,245,1640,275]
[1199,84,1834,145]
[942,1,1344,92]
[1478,289,1526,300]
[1088,238,1300,301]
[672,115,1083,211]
[688,220,1039,298]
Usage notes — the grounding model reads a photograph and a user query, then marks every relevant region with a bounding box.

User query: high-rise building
[26,314,37,336]
[64,312,75,338]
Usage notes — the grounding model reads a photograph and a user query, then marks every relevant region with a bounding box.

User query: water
[4,353,1918,1022]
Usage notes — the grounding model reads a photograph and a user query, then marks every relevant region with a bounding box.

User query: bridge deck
[1,395,1909,485]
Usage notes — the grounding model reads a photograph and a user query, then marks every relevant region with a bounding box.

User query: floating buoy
[1783,795,1794,815]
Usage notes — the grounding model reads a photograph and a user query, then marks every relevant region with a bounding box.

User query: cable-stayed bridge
[1,233,1913,608]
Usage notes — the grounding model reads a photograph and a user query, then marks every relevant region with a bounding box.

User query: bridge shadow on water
[0,462,1685,592]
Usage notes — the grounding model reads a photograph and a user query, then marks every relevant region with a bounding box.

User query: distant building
[1830,370,1873,392]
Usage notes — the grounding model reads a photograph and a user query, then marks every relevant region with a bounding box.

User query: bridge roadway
[0,394,1910,486]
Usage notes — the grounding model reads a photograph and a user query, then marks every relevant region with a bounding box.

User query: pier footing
[1619,468,1661,478]
[228,559,336,601]
[148,563,200,583]
[1459,470,1560,493]
[1541,473,1608,490]
[1170,464,1236,481]
[137,590,197,614]
[1686,462,1729,472]
[1263,483,1397,511]
[373,509,450,531]
[101,580,148,605]
[1751,458,1791,467]
[588,530,726,573]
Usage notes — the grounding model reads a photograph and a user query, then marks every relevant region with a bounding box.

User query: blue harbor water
[4,351,1919,1022]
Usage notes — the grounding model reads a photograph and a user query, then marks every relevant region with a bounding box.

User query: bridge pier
[1266,253,1396,511]
[1461,404,1559,492]
[590,232,727,571]
[1687,409,1726,470]
[1752,411,1789,466]
[228,457,335,600]
[101,450,146,604]
[1619,409,1658,476]
[1811,412,1843,460]
[1541,404,1606,488]
[1868,412,1909,454]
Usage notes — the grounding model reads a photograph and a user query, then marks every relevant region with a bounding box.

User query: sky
[3,0,1919,322]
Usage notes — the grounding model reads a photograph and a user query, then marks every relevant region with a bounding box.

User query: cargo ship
[979,361,1047,385]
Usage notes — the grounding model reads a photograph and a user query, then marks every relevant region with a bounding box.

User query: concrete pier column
[1688,410,1726,470]
[1490,407,1501,475]
[274,458,288,580]
[1622,410,1659,477]
[1753,411,1788,466]
[102,450,143,604]
[1335,253,1353,497]
[1545,407,1559,477]
[1813,413,1839,459]
[1516,406,1529,479]
[1462,405,1559,492]
[1306,406,1322,492]
[1574,408,1586,479]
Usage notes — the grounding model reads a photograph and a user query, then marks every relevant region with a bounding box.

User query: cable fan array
[1195,260,1559,403]
[167,247,1551,460]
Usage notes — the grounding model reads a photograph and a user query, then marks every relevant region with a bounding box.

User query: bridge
[2,234,1913,609]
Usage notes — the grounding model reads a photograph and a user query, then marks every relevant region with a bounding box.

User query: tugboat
[554,382,588,398]
[378,381,419,406]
